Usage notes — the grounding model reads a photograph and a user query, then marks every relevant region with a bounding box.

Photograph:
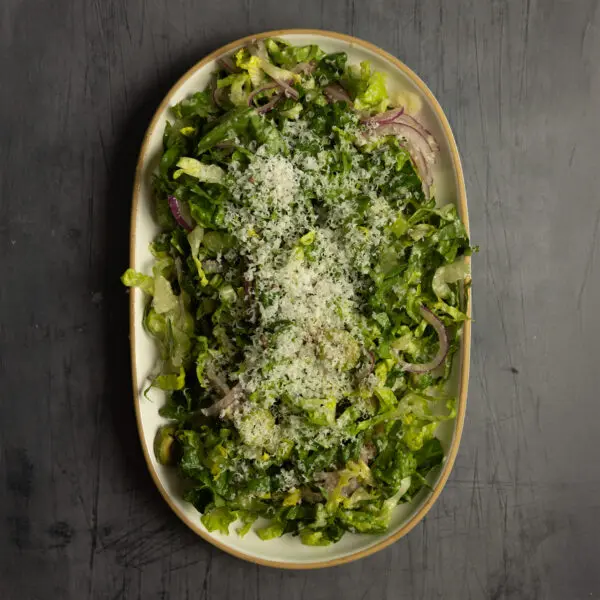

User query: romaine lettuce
[124,37,473,546]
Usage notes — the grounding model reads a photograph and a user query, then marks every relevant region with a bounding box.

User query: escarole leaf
[432,259,470,299]
[121,269,154,295]
[343,61,389,113]
[173,158,225,183]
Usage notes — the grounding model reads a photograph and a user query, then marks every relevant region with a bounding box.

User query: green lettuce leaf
[266,39,324,67]
[201,507,237,535]
[343,61,389,113]
[154,367,185,391]
[173,157,225,183]
[432,259,471,299]
[121,269,154,295]
[325,460,373,512]
[153,275,178,314]
[314,52,348,83]
[172,91,218,119]
[236,511,258,537]
[256,521,285,540]
[299,529,332,546]
[197,107,253,153]
[234,50,264,86]
[187,226,209,286]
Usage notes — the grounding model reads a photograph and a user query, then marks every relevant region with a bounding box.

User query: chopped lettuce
[432,259,471,300]
[121,269,154,295]
[256,521,285,540]
[343,61,389,113]
[234,50,264,87]
[196,107,253,153]
[173,158,225,183]
[201,507,237,535]
[172,90,218,119]
[124,37,473,547]
[266,39,324,67]
[152,275,178,314]
[154,367,186,391]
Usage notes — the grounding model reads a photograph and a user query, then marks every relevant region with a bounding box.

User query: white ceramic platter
[129,29,470,569]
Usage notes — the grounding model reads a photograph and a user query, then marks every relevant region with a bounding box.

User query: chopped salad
[123,38,473,545]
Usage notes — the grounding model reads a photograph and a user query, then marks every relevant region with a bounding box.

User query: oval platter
[128,29,471,569]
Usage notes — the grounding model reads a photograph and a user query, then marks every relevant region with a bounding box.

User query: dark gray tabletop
[2,1,599,598]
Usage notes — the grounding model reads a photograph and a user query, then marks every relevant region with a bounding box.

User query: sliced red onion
[210,75,227,109]
[360,442,377,464]
[362,107,404,126]
[358,110,439,196]
[246,41,299,100]
[301,488,323,503]
[201,384,243,417]
[218,56,239,73]
[365,122,436,194]
[411,147,432,197]
[372,122,436,165]
[272,78,299,100]
[243,276,255,299]
[342,478,360,497]
[211,83,228,109]
[215,140,235,149]
[315,471,339,493]
[323,83,353,105]
[247,82,280,107]
[256,92,283,114]
[368,351,375,373]
[168,196,193,231]
[395,305,448,374]
[356,350,376,383]
[392,114,439,153]
[293,61,316,75]
[204,364,230,396]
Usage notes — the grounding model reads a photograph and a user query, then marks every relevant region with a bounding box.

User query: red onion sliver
[204,365,230,396]
[362,107,404,126]
[395,306,449,373]
[168,196,193,231]
[323,83,353,105]
[256,92,283,114]
[247,82,280,107]
[392,114,439,153]
[212,85,228,109]
[243,276,255,299]
[357,111,439,196]
[246,41,299,100]
[218,56,239,73]
[372,122,436,165]
[411,147,432,197]
[201,384,243,417]
[272,77,299,100]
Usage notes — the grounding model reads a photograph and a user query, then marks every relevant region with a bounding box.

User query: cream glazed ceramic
[128,30,471,568]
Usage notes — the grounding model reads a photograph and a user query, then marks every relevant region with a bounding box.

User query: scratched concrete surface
[1,0,599,598]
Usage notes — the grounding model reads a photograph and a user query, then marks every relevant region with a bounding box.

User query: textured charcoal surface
[1,1,600,598]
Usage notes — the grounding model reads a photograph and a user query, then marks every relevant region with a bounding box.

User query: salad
[123,38,473,546]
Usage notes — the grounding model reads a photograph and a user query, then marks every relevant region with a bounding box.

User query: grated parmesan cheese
[220,116,403,451]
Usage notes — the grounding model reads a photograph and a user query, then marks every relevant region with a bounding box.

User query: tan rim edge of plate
[128,29,471,570]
